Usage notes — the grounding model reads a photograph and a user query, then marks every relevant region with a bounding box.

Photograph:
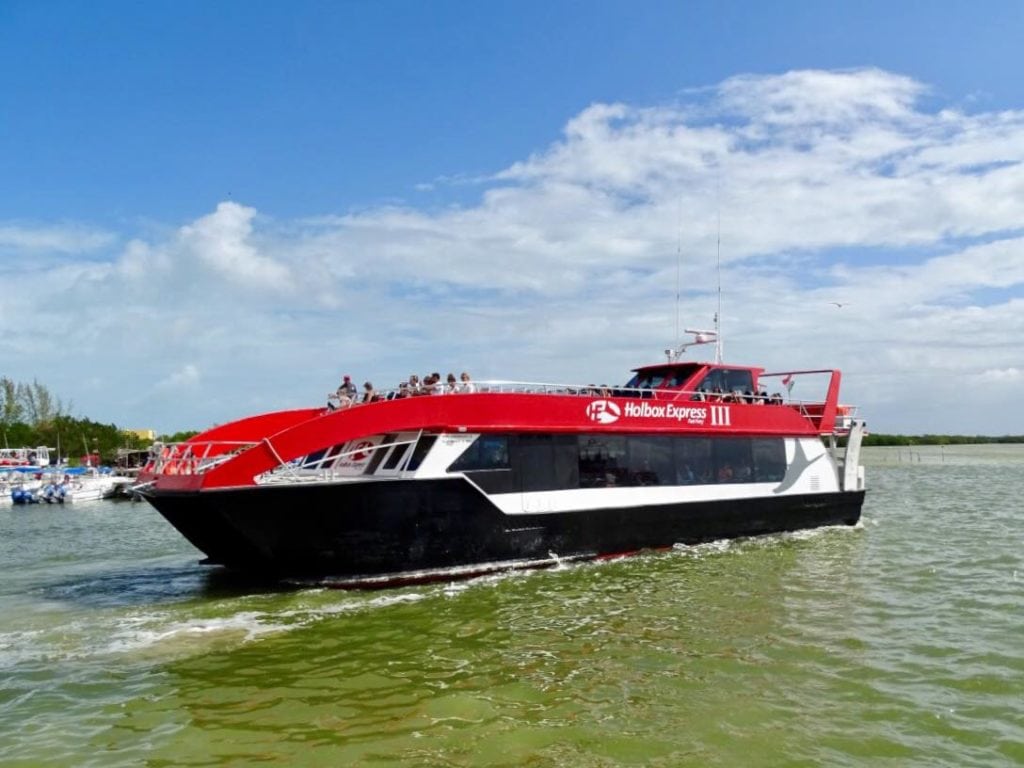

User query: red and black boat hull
[144,478,865,581]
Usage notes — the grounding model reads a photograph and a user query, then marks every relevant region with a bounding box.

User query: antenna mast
[715,205,722,363]
[675,196,682,349]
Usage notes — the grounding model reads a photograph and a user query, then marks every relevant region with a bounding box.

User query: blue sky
[1,1,1023,434]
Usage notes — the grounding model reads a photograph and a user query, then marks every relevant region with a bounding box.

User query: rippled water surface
[1,445,1022,766]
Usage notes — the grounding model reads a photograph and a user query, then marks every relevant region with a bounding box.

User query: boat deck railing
[149,440,258,476]
[258,434,423,485]
[365,378,858,429]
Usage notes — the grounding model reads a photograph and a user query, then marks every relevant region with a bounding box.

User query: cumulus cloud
[177,202,294,291]
[3,68,1023,434]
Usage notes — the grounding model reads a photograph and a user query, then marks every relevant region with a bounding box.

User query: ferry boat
[139,334,866,585]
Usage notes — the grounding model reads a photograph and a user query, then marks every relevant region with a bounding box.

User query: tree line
[1,376,196,465]
[863,433,1024,446]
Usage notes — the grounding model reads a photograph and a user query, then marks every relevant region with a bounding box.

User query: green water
[1,446,1022,766]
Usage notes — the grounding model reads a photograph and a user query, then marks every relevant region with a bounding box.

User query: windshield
[624,364,700,389]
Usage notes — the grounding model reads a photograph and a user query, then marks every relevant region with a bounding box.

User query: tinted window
[752,438,786,482]
[519,435,579,492]
[624,364,700,390]
[695,368,753,396]
[449,436,515,494]
[674,436,713,484]
[722,369,754,394]
[713,438,753,483]
[695,369,723,394]
[450,433,786,490]
[382,443,410,470]
[626,436,674,485]
[320,443,348,468]
[304,448,328,467]
[579,435,628,487]
[449,435,511,472]
[406,435,437,472]
[363,435,392,474]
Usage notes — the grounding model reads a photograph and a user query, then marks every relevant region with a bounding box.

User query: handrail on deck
[151,440,257,476]
[347,376,850,419]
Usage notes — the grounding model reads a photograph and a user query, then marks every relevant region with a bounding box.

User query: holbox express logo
[585,400,621,424]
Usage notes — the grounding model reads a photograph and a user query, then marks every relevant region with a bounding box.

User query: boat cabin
[0,446,51,467]
[623,363,765,401]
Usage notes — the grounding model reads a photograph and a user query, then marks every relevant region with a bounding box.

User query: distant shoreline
[863,434,1024,446]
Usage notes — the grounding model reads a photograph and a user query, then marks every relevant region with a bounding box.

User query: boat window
[626,436,674,486]
[304,448,329,468]
[382,443,410,470]
[449,435,511,472]
[694,368,754,398]
[519,435,579,492]
[579,435,627,487]
[674,437,713,484]
[624,365,700,391]
[449,433,786,491]
[694,370,721,395]
[666,364,701,387]
[311,442,348,469]
[722,369,754,395]
[751,438,786,482]
[405,435,437,472]
[624,372,663,389]
[713,438,753,483]
[363,435,393,474]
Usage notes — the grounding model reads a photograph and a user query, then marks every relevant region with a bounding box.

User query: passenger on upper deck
[459,371,475,393]
[339,375,357,400]
[428,372,444,395]
[362,381,378,403]
[327,387,354,410]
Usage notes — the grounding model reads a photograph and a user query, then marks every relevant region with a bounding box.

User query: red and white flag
[781,374,794,393]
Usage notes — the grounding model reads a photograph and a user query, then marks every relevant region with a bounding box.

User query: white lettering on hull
[710,405,731,426]
[606,403,729,428]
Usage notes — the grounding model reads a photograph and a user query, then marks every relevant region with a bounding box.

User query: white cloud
[0,223,116,254]
[716,68,925,126]
[3,68,1023,435]
[177,202,294,292]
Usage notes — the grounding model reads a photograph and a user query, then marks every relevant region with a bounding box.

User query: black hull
[144,478,865,581]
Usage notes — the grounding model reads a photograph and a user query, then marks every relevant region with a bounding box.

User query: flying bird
[829,302,851,308]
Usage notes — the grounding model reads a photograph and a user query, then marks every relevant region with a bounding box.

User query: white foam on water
[0,584,444,668]
[0,628,51,670]
[101,610,289,655]
[671,538,737,558]
[667,522,862,561]
[96,589,436,659]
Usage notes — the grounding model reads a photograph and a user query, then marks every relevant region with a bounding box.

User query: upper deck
[142,363,856,492]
